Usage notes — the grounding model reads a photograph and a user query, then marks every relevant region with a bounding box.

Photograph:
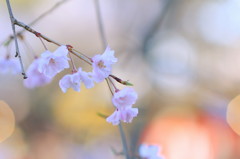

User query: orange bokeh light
[140,114,237,159]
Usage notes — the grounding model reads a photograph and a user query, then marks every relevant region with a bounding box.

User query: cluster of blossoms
[20,45,138,125]
[139,144,165,159]
[106,87,138,125]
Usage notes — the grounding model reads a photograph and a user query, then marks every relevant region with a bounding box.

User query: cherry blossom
[0,57,21,74]
[59,72,81,93]
[92,46,117,82]
[112,88,138,108]
[106,109,121,125]
[38,45,70,78]
[59,68,94,93]
[24,59,52,89]
[106,107,138,125]
[107,87,138,125]
[139,144,165,159]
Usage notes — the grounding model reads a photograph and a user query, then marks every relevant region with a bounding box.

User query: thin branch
[108,77,118,92]
[14,19,91,64]
[3,0,70,46]
[28,0,70,28]
[68,50,77,73]
[94,0,108,49]
[6,0,27,79]
[105,78,114,95]
[110,74,133,86]
[118,123,130,159]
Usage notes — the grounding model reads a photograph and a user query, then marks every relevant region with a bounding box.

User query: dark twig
[14,19,91,64]
[6,0,27,79]
[3,0,70,47]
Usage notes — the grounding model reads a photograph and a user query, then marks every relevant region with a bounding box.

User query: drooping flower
[112,88,138,108]
[107,87,138,125]
[38,45,70,78]
[92,46,117,83]
[59,68,94,93]
[24,59,52,89]
[139,144,165,159]
[0,57,21,74]
[59,72,81,93]
[106,107,138,125]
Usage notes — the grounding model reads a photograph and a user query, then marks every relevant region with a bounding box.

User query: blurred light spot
[198,0,240,45]
[0,100,15,142]
[52,85,113,140]
[149,34,195,93]
[151,35,194,75]
[227,95,240,135]
[141,114,236,159]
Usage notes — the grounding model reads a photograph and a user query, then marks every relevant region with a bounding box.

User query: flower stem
[105,78,114,95]
[38,37,48,50]
[118,123,130,159]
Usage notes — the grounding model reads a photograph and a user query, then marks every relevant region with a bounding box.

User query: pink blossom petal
[112,88,138,108]
[120,107,138,123]
[59,73,81,93]
[78,68,94,89]
[106,110,121,125]
[107,107,138,125]
[102,46,117,64]
[24,59,52,89]
[92,46,117,83]
[38,46,70,78]
[54,45,69,57]
[40,50,52,59]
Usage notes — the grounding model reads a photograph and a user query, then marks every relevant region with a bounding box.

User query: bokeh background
[1,0,240,158]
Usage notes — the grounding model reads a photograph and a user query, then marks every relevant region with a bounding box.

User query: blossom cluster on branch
[2,0,143,158]
[0,44,138,126]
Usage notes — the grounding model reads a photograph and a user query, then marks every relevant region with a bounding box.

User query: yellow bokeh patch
[0,100,15,142]
[227,95,240,135]
[52,85,114,141]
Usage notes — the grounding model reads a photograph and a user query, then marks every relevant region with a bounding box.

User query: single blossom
[38,45,70,78]
[139,144,165,159]
[59,72,81,93]
[0,57,21,74]
[92,46,117,82]
[59,68,94,93]
[24,59,52,89]
[112,87,138,108]
[106,107,138,125]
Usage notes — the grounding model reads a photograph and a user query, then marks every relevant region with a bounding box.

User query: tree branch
[14,19,92,65]
[2,0,70,48]
[6,0,27,79]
